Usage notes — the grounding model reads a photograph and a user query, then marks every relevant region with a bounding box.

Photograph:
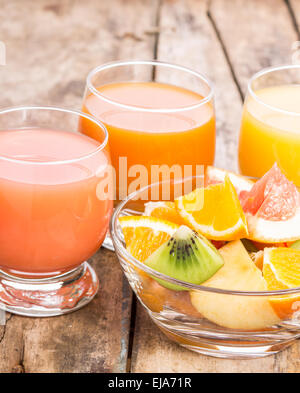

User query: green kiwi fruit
[291,240,300,251]
[144,225,224,291]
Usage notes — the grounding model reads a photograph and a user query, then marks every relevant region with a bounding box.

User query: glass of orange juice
[239,65,300,186]
[82,60,215,249]
[82,60,216,199]
[0,106,112,316]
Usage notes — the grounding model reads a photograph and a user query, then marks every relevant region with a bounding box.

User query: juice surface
[0,128,112,276]
[83,82,215,200]
[239,85,300,186]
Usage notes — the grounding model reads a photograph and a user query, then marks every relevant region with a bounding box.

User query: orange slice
[119,216,179,262]
[144,201,185,225]
[263,247,300,318]
[175,175,248,240]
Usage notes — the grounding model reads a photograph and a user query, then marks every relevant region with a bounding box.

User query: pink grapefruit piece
[205,166,254,204]
[241,163,300,243]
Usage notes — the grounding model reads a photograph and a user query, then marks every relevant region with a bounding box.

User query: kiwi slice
[144,225,224,291]
[291,240,300,250]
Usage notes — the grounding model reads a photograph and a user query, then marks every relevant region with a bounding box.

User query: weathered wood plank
[210,0,298,95]
[131,0,300,373]
[132,304,281,373]
[289,0,300,40]
[22,250,132,373]
[0,0,159,372]
[0,311,5,326]
[0,0,159,108]
[0,250,132,373]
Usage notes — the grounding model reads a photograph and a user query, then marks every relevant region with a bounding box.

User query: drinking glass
[82,60,215,249]
[0,106,112,316]
[239,65,300,186]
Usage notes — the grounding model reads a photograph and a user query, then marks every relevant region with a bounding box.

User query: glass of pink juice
[0,106,112,316]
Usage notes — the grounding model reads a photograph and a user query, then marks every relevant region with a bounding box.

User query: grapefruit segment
[241,163,300,243]
[246,213,300,243]
[241,163,299,221]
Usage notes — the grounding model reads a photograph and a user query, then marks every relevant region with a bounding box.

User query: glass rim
[248,64,300,117]
[110,175,300,297]
[0,105,109,165]
[86,59,214,113]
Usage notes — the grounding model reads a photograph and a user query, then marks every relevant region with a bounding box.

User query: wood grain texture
[0,311,5,325]
[0,250,133,373]
[0,0,159,373]
[289,0,300,39]
[209,0,298,95]
[131,304,289,373]
[0,0,159,108]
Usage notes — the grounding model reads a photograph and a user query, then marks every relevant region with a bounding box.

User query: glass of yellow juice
[238,65,300,186]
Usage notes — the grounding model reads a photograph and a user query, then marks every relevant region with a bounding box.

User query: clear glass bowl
[110,176,300,359]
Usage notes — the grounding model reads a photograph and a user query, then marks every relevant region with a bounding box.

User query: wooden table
[0,0,299,373]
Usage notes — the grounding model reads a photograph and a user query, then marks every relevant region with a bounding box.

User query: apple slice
[190,240,280,330]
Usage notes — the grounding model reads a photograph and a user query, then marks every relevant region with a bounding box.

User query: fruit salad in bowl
[110,164,300,359]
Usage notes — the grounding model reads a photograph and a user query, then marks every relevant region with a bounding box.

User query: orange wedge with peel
[205,166,254,203]
[119,216,179,262]
[175,175,248,241]
[144,201,185,226]
[263,247,300,319]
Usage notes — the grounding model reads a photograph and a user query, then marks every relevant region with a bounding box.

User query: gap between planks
[285,0,300,39]
[207,0,300,101]
[206,2,244,102]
